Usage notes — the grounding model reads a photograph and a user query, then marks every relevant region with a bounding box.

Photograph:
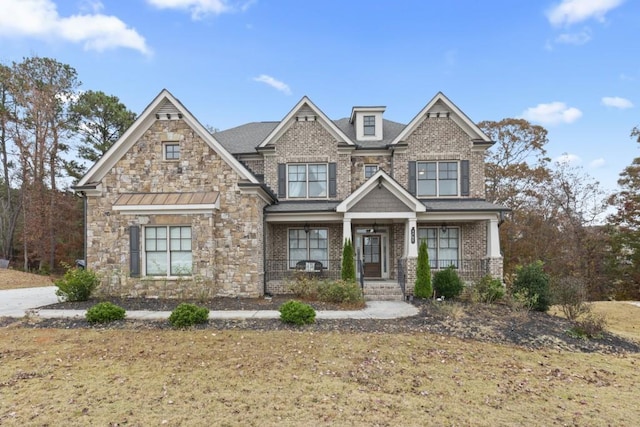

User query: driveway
[0,286,58,317]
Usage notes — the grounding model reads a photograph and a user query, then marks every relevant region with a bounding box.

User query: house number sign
[411,227,415,244]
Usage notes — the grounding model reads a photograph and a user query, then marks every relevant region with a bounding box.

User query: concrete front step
[363,281,404,301]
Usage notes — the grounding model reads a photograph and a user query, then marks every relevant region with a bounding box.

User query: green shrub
[341,238,356,282]
[414,241,432,298]
[318,280,364,305]
[54,265,99,302]
[568,313,608,339]
[279,300,316,325]
[512,261,551,312]
[168,303,209,328]
[551,276,591,321]
[287,273,321,300]
[85,302,126,324]
[473,275,505,303]
[433,266,464,299]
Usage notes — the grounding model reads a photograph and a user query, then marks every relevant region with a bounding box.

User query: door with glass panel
[362,235,381,278]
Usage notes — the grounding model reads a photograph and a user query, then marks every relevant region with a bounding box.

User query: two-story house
[74,89,508,299]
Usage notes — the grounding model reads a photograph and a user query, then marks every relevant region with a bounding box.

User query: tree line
[1,55,639,300]
[0,56,135,271]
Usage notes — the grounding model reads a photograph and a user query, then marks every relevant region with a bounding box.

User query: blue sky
[1,0,638,193]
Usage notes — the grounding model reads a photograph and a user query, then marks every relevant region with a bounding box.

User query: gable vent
[156,100,182,120]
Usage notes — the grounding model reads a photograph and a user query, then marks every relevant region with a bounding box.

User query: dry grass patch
[1,328,639,426]
[0,269,52,290]
[552,301,640,344]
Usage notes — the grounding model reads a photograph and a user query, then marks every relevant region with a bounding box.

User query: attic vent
[156,100,181,120]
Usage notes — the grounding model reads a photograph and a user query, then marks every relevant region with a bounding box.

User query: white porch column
[407,216,418,257]
[487,218,501,258]
[342,218,352,245]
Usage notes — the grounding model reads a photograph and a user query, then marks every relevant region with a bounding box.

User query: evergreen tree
[414,241,432,298]
[341,238,356,282]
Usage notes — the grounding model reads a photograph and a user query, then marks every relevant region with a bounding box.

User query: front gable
[76,89,260,191]
[337,170,426,213]
[391,92,491,146]
[258,96,354,149]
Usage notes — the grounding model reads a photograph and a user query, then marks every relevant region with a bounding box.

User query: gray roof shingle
[213,122,278,154]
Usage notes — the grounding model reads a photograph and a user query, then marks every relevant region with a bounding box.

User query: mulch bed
[3,296,639,354]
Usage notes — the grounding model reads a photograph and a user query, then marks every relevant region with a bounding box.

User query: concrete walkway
[1,286,420,320]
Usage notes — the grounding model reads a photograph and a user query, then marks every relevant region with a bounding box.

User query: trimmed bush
[86,302,126,324]
[279,300,316,325]
[169,303,209,328]
[318,280,364,306]
[414,241,432,298]
[287,274,321,300]
[473,275,505,304]
[433,266,464,299]
[512,261,551,312]
[341,238,356,282]
[54,265,99,302]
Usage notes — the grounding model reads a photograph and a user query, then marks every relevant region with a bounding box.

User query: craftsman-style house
[74,89,508,299]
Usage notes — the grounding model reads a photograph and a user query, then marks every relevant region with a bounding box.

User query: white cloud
[0,0,150,55]
[521,102,583,125]
[253,75,292,95]
[146,0,252,19]
[547,0,625,26]
[589,158,606,168]
[555,153,582,164]
[555,29,592,44]
[601,96,634,109]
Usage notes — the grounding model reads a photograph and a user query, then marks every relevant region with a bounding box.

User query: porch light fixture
[304,223,310,234]
[166,113,171,119]
[441,223,448,233]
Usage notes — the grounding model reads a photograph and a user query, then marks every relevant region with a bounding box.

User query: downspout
[262,205,268,296]
[80,191,87,267]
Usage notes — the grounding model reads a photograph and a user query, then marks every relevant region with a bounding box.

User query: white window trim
[364,164,379,179]
[363,115,376,136]
[287,163,329,199]
[417,226,461,269]
[142,225,193,278]
[417,160,460,197]
[163,142,180,161]
[287,227,329,269]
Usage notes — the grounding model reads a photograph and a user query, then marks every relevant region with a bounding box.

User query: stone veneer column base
[486,257,504,281]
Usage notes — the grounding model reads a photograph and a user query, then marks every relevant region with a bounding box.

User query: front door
[363,235,381,278]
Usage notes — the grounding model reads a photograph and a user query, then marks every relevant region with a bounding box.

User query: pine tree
[414,241,432,298]
[341,238,356,282]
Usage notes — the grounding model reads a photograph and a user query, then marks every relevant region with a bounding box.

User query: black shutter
[408,161,416,196]
[277,163,286,198]
[328,163,337,198]
[130,225,140,277]
[460,160,470,196]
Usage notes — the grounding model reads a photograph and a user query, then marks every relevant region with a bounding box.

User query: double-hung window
[145,226,192,276]
[288,228,328,268]
[363,115,375,136]
[418,227,459,269]
[288,164,327,198]
[417,161,458,196]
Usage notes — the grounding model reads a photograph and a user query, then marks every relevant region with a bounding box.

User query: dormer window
[363,116,375,136]
[350,106,385,141]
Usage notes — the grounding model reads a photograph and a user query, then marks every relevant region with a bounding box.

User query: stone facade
[80,90,506,300]
[86,119,267,298]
